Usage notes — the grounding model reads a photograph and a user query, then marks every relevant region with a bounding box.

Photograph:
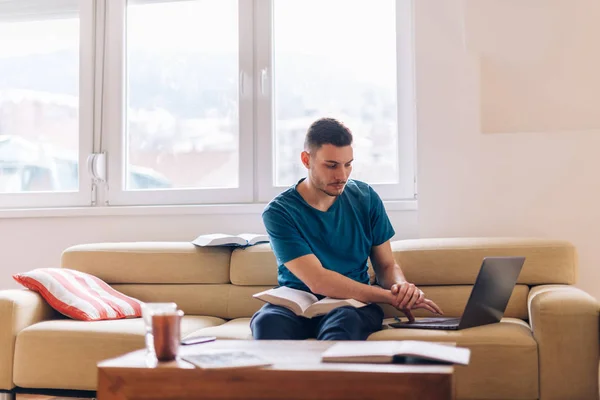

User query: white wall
[0,211,418,290]
[415,0,600,300]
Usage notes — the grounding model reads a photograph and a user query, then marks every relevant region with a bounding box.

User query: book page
[192,233,245,247]
[322,341,470,365]
[304,297,367,319]
[183,351,272,369]
[398,341,470,365]
[238,233,270,246]
[253,287,318,315]
[322,340,398,362]
[341,298,367,308]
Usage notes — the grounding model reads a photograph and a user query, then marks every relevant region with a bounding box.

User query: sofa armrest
[0,290,57,390]
[528,285,599,400]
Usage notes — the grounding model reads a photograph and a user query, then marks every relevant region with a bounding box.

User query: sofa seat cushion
[182,318,537,398]
[13,315,225,390]
[186,317,253,340]
[370,318,538,400]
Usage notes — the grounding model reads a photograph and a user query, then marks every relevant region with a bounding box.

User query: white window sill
[0,200,417,219]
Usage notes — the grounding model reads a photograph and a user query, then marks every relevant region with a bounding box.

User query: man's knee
[250,305,309,340]
[317,305,383,341]
[250,309,284,339]
[326,306,366,326]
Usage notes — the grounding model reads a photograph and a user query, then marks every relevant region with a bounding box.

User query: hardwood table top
[97,340,454,400]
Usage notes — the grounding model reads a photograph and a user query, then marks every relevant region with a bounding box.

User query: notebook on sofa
[192,233,269,248]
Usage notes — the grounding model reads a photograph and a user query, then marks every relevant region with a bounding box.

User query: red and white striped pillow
[13,268,143,321]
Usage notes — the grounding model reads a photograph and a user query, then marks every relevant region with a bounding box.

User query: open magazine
[321,341,471,365]
[182,351,272,369]
[253,286,366,318]
[192,233,269,247]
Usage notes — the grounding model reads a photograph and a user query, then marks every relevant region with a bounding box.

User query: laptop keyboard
[421,323,458,330]
[416,318,459,326]
[390,318,460,329]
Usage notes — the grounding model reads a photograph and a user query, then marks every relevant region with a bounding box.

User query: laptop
[389,256,526,331]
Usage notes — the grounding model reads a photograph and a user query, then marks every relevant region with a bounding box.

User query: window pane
[0,7,79,193]
[126,0,239,190]
[273,0,398,186]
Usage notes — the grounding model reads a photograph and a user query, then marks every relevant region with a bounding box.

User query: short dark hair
[304,118,353,153]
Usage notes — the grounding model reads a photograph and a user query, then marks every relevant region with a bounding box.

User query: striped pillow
[13,268,143,321]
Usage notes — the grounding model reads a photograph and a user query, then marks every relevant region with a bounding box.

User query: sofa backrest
[60,237,577,320]
[229,237,577,285]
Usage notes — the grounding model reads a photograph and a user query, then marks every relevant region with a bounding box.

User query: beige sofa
[0,237,598,400]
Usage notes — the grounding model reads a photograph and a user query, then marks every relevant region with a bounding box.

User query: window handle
[239,70,245,96]
[261,68,268,95]
[87,153,106,182]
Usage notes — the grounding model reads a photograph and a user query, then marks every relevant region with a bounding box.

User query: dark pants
[250,303,384,340]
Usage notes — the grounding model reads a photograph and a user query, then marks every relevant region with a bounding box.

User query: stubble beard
[309,170,345,197]
[316,178,345,198]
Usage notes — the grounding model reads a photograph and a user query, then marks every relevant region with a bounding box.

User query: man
[251,118,442,340]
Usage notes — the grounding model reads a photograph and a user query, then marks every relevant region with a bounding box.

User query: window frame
[0,0,417,210]
[256,0,417,203]
[0,0,95,209]
[102,0,255,206]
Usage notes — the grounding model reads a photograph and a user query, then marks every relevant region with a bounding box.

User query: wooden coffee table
[97,340,454,400]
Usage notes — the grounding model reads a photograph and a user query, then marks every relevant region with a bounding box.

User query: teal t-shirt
[262,178,395,293]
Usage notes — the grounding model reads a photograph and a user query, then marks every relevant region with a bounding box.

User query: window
[126,0,239,190]
[0,0,415,209]
[256,0,416,201]
[272,0,398,187]
[0,0,94,208]
[104,0,253,205]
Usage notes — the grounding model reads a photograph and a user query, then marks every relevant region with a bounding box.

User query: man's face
[304,144,353,197]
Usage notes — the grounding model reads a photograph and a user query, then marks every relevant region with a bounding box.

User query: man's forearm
[376,263,408,290]
[310,269,393,304]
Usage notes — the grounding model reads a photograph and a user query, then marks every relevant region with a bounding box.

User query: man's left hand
[390,282,443,322]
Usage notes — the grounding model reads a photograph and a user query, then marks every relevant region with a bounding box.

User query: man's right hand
[390,282,443,322]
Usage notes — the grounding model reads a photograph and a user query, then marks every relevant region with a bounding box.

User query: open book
[321,340,471,366]
[191,233,269,247]
[253,286,366,318]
